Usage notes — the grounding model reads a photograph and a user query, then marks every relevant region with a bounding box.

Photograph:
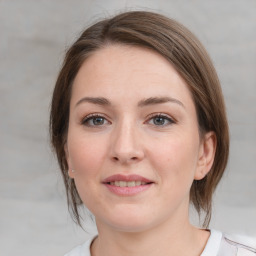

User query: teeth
[109,181,148,187]
[135,181,141,186]
[128,181,135,187]
[119,181,126,187]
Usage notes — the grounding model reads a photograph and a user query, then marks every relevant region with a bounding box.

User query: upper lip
[102,174,153,183]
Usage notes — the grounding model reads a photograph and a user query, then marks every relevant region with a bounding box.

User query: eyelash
[81,114,111,127]
[81,113,175,127]
[146,113,175,127]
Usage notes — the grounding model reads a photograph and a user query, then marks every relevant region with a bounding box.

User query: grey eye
[148,114,174,126]
[153,116,167,125]
[82,115,109,127]
[92,117,105,125]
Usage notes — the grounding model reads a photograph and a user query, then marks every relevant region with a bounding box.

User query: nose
[110,120,145,165]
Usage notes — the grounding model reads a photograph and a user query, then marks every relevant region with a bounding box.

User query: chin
[108,220,154,233]
[97,209,158,233]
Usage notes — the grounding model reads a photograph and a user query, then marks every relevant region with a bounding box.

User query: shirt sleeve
[218,235,256,256]
[64,236,96,256]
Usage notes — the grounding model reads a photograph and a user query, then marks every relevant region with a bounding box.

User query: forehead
[71,44,193,107]
[75,44,181,83]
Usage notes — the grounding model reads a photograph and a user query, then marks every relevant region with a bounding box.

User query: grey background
[0,0,255,255]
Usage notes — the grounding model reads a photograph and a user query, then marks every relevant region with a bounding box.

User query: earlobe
[194,131,216,180]
[64,144,75,179]
[68,169,75,179]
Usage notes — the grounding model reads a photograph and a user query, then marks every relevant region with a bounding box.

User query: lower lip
[104,183,153,196]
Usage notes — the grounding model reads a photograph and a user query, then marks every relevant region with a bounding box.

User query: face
[65,45,215,233]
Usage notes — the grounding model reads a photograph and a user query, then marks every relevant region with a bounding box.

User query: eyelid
[80,112,176,127]
[145,112,176,125]
[81,113,111,126]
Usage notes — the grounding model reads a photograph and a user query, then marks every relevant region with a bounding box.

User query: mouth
[107,181,151,187]
[102,174,154,196]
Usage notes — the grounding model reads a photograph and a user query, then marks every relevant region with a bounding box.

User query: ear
[194,131,216,180]
[64,143,75,179]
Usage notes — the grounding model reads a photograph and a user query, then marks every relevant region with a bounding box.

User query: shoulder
[221,234,256,256]
[64,236,96,256]
[201,229,256,256]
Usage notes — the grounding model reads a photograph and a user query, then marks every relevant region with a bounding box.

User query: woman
[50,11,256,256]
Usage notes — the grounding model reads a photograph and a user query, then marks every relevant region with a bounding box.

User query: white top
[64,230,256,256]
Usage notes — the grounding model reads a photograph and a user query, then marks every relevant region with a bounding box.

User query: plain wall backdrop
[0,1,255,255]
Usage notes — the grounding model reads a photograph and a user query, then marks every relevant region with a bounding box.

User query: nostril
[112,156,139,163]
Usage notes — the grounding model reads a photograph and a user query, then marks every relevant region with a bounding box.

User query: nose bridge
[110,115,144,163]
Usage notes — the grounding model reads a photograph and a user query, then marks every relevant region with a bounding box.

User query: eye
[82,114,110,127]
[147,114,175,126]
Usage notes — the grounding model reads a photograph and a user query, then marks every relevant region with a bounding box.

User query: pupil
[154,117,165,125]
[93,117,104,125]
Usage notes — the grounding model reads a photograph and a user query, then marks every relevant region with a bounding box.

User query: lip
[102,174,154,196]
[102,174,153,183]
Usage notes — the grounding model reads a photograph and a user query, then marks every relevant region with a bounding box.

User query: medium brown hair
[50,11,229,228]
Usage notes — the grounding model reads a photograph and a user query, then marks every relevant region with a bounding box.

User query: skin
[65,44,216,256]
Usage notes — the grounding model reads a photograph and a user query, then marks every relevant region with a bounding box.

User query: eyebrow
[138,97,185,108]
[75,97,111,107]
[75,96,184,108]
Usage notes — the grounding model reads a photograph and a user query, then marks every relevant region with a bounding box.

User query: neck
[91,214,210,256]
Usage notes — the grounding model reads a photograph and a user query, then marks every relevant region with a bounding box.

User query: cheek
[67,134,107,207]
[148,134,199,183]
[67,133,108,175]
